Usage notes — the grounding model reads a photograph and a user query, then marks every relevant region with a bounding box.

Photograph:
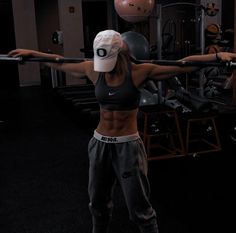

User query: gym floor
[0,86,235,233]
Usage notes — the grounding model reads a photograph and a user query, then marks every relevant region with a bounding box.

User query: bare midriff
[96,108,139,136]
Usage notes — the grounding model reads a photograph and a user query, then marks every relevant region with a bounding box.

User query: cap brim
[94,55,117,72]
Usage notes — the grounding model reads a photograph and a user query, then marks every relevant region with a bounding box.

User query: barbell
[0,54,236,69]
[0,54,88,63]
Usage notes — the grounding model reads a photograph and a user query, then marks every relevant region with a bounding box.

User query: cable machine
[156,2,206,99]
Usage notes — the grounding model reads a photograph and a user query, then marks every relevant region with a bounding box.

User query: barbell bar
[0,54,89,63]
[1,54,236,68]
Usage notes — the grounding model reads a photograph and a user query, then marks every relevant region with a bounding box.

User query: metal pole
[200,6,205,55]
[199,6,206,97]
[156,4,163,104]
[156,4,162,60]
[233,0,236,105]
[51,68,58,88]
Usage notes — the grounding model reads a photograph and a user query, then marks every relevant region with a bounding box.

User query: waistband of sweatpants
[93,130,140,143]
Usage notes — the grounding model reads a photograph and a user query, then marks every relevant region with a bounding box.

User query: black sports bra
[95,69,140,111]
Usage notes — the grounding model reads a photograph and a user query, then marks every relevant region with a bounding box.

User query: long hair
[109,42,131,76]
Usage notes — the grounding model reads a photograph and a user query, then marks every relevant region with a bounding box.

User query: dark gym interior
[1,1,236,233]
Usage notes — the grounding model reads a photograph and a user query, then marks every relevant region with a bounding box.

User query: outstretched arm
[8,49,64,67]
[8,49,94,79]
[145,52,236,80]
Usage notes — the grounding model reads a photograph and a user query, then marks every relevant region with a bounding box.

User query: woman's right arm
[8,49,63,68]
[8,49,94,79]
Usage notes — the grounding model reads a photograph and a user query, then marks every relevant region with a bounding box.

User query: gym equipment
[205,23,221,39]
[139,88,158,107]
[138,105,185,160]
[204,85,219,98]
[54,82,99,123]
[139,80,160,107]
[164,99,191,113]
[114,0,155,23]
[156,2,210,98]
[183,113,221,156]
[0,55,88,63]
[205,44,221,54]
[121,31,150,59]
[205,2,219,17]
[229,126,236,143]
[174,89,213,112]
[1,54,236,69]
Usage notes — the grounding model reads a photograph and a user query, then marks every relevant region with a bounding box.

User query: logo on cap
[96,48,107,57]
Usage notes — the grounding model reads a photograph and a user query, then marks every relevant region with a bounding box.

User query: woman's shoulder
[131,63,154,74]
[130,63,151,87]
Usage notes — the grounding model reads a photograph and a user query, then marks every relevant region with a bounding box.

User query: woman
[8,29,236,233]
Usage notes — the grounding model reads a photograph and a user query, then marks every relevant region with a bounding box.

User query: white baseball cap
[93,30,123,72]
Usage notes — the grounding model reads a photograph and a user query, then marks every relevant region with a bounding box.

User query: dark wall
[222,0,234,31]
[82,1,108,58]
[35,0,61,54]
[0,0,19,89]
[221,0,234,49]
[34,0,62,88]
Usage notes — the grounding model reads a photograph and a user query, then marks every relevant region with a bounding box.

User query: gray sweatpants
[88,134,159,233]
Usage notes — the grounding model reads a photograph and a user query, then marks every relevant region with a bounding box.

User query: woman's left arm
[146,52,236,80]
[182,52,236,63]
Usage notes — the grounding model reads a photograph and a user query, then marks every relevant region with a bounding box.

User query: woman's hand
[217,52,236,62]
[8,49,35,58]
